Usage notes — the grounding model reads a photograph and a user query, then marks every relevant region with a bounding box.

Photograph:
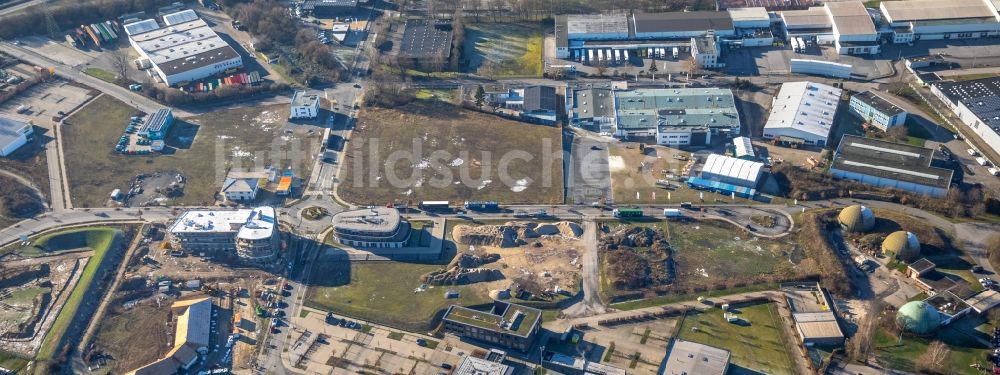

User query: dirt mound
[453,221,583,248]
[421,252,505,285]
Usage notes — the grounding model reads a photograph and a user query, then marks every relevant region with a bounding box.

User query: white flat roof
[170,207,276,240]
[163,9,199,26]
[702,153,764,185]
[728,7,770,23]
[128,18,240,72]
[825,1,876,36]
[781,7,832,28]
[764,81,842,140]
[881,0,996,23]
[565,14,630,36]
[124,19,160,36]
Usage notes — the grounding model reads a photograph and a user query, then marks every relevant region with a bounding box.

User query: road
[0,0,47,17]
[561,220,605,318]
[0,43,195,118]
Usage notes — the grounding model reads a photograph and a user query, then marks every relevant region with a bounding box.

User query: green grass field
[63,95,321,207]
[0,286,49,323]
[677,303,796,375]
[2,225,121,258]
[464,23,544,77]
[304,260,492,332]
[874,320,991,375]
[0,351,29,373]
[339,100,564,205]
[35,227,123,363]
[83,68,117,83]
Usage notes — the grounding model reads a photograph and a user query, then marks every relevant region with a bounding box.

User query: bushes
[0,0,176,39]
[798,210,854,296]
[0,175,42,219]
[144,80,289,106]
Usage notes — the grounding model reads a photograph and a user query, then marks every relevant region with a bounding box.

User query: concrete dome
[838,205,875,233]
[896,301,940,335]
[883,231,921,261]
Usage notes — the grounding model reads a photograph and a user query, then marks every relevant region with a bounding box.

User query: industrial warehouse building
[400,19,453,62]
[300,0,358,17]
[687,153,765,198]
[763,81,842,146]
[931,76,1000,160]
[0,115,33,157]
[169,207,280,263]
[127,298,212,375]
[849,91,907,131]
[783,283,845,345]
[569,87,740,144]
[830,135,954,197]
[330,207,411,248]
[554,7,773,63]
[124,10,242,86]
[442,301,542,352]
[880,0,1000,43]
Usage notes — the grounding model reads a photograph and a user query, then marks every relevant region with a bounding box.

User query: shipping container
[613,208,643,218]
[84,25,102,47]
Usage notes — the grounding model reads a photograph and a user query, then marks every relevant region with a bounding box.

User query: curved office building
[331,207,410,248]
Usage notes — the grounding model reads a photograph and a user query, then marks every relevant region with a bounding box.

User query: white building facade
[763,81,842,147]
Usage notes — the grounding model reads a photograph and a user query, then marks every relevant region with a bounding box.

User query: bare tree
[594,60,609,77]
[915,340,949,374]
[110,48,131,82]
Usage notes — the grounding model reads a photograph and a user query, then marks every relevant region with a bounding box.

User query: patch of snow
[477,180,492,190]
[511,178,529,192]
[449,158,464,167]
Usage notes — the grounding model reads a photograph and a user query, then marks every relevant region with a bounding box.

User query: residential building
[138,108,174,140]
[123,11,243,86]
[289,90,320,120]
[782,283,845,345]
[169,207,280,263]
[400,19,453,62]
[661,339,730,375]
[849,91,907,131]
[330,207,411,248]
[221,170,270,202]
[126,298,212,375]
[0,115,33,157]
[931,76,1000,160]
[441,301,542,352]
[829,135,954,197]
[763,81,842,147]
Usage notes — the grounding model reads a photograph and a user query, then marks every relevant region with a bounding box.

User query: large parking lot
[0,76,94,126]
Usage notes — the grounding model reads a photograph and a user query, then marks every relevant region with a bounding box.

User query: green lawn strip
[677,303,796,375]
[83,68,117,83]
[0,350,30,373]
[611,283,779,311]
[304,261,492,331]
[387,331,404,340]
[874,323,990,375]
[36,227,122,362]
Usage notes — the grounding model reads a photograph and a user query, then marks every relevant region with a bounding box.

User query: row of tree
[0,0,177,39]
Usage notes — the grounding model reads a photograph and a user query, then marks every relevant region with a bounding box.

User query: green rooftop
[444,302,541,337]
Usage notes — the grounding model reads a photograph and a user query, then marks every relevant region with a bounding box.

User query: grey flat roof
[615,88,739,130]
[831,135,953,189]
[632,11,734,34]
[572,88,615,119]
[0,115,30,148]
[523,85,557,112]
[662,339,730,375]
[400,19,453,59]
[291,90,319,108]
[781,7,831,28]
[881,0,995,22]
[331,207,403,232]
[565,14,630,36]
[852,91,905,116]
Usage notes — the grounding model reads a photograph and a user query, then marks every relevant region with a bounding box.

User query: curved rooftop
[332,207,403,232]
[883,230,920,260]
[838,204,875,233]
[896,300,940,334]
